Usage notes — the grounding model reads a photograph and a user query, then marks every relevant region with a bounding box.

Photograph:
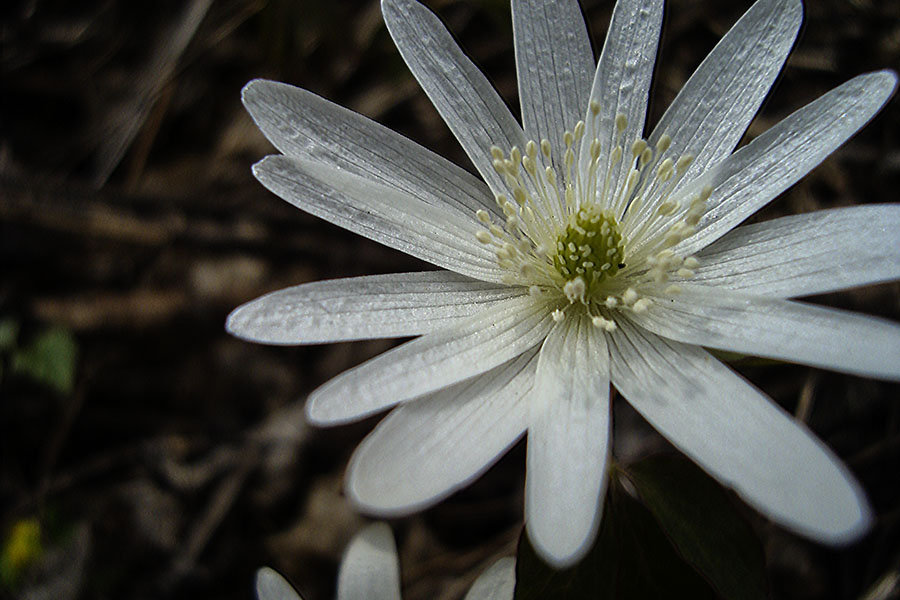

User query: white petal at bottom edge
[306,294,552,425]
[526,316,611,568]
[464,557,516,600]
[608,319,872,544]
[255,568,302,600]
[337,523,402,600]
[346,349,536,516]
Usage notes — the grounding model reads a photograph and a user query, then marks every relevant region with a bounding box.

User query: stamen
[479,116,699,325]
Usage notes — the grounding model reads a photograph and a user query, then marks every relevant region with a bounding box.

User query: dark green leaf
[514,478,718,600]
[625,455,767,600]
[11,327,78,394]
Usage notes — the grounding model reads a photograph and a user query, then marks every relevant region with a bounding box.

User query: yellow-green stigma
[553,203,625,297]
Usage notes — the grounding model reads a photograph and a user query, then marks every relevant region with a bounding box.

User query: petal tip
[344,469,421,518]
[241,78,266,104]
[525,515,599,569]
[255,567,300,600]
[811,487,874,547]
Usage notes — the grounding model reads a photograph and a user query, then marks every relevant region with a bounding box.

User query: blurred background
[1,0,898,598]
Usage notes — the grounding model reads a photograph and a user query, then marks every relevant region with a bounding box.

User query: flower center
[552,203,625,296]
[473,106,710,330]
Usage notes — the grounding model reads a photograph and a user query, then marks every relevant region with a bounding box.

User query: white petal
[346,349,535,515]
[306,294,553,425]
[637,0,802,218]
[582,0,663,214]
[227,272,521,344]
[242,80,501,219]
[692,205,900,297]
[382,0,526,198]
[337,523,402,600]
[464,557,516,600]
[513,0,594,166]
[660,70,898,256]
[525,316,611,568]
[632,284,900,381]
[609,320,872,544]
[256,568,302,600]
[651,0,801,177]
[253,155,504,283]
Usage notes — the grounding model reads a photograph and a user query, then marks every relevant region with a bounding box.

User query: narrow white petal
[337,523,402,600]
[637,0,801,219]
[256,568,302,600]
[242,80,501,219]
[253,155,504,283]
[346,349,535,515]
[227,272,521,344]
[526,317,611,568]
[464,557,516,600]
[382,0,526,198]
[692,205,900,297]
[656,70,898,256]
[651,0,801,179]
[513,0,594,165]
[306,295,553,425]
[609,320,872,544]
[581,0,663,210]
[632,284,900,381]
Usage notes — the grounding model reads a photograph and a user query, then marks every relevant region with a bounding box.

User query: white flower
[229,0,900,567]
[254,523,515,600]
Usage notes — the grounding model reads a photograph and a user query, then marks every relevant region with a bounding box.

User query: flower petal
[651,0,801,178]
[242,80,501,219]
[382,0,526,198]
[227,272,522,344]
[255,568,302,600]
[661,70,898,256]
[691,204,900,297]
[609,320,872,544]
[337,523,402,600]
[253,155,503,282]
[346,349,536,515]
[306,295,553,425]
[632,284,900,381]
[464,557,516,600]
[637,0,801,218]
[583,0,663,214]
[513,0,594,166]
[525,316,611,568]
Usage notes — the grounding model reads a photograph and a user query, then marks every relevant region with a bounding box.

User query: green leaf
[0,318,19,352]
[11,327,78,394]
[624,455,767,600]
[514,478,718,600]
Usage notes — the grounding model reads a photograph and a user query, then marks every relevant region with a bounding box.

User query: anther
[655,134,671,154]
[631,139,648,158]
[632,298,652,313]
[541,139,552,158]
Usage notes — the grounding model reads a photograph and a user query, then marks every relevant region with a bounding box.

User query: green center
[552,203,625,295]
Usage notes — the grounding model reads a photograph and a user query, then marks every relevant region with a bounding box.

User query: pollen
[552,203,625,296]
